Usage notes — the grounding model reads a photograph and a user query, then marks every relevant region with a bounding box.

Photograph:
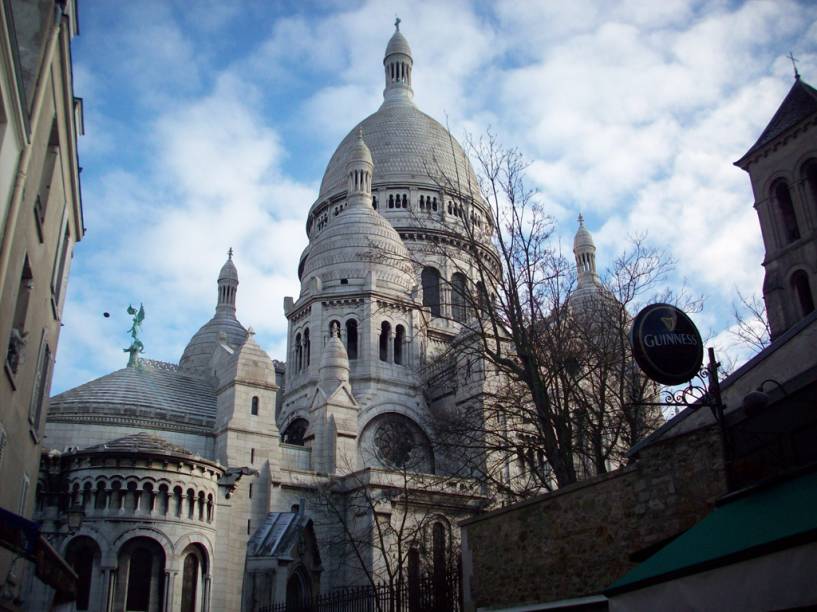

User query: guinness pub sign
[630,303,703,385]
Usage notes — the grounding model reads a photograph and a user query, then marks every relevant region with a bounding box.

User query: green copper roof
[606,469,817,595]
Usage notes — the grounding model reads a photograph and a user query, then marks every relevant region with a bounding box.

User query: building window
[249,483,253,499]
[251,395,259,415]
[29,333,51,431]
[394,325,405,365]
[34,118,59,239]
[247,519,251,535]
[772,180,800,243]
[303,328,310,367]
[379,321,391,362]
[451,272,467,322]
[51,213,71,306]
[7,257,33,375]
[250,448,255,464]
[422,267,441,317]
[66,537,100,611]
[346,319,358,360]
[791,270,815,318]
[295,333,302,372]
[372,195,378,209]
[389,194,394,208]
[804,159,817,213]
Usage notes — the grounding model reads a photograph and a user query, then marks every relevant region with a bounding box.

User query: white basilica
[31,23,519,612]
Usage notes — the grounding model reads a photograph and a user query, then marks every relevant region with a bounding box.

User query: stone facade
[0,0,83,606]
[461,426,726,610]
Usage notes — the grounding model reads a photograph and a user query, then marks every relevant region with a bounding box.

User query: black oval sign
[630,303,703,385]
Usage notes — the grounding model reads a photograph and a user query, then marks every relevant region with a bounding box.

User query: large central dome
[318,100,479,199]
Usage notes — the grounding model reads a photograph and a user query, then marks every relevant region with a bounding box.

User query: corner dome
[179,315,247,376]
[301,203,414,294]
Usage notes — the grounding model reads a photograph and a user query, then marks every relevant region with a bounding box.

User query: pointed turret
[346,129,374,205]
[383,17,413,101]
[179,250,247,376]
[319,323,350,395]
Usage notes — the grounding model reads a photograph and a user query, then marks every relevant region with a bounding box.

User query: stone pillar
[162,569,176,612]
[100,567,116,612]
[203,575,212,612]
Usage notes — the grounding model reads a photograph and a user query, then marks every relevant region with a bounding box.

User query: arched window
[422,267,441,317]
[394,325,405,365]
[773,180,800,243]
[372,195,378,209]
[282,418,308,446]
[432,197,438,211]
[389,194,395,208]
[379,321,391,362]
[791,270,815,317]
[804,159,817,213]
[476,281,489,312]
[66,537,101,611]
[402,194,408,208]
[303,329,311,367]
[181,554,199,612]
[251,396,259,415]
[346,319,358,360]
[295,333,302,372]
[420,195,425,209]
[127,547,154,611]
[432,521,447,580]
[451,273,467,322]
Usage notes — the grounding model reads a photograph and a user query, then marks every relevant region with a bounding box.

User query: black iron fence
[261,572,461,612]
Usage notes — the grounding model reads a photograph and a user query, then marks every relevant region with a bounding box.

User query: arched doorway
[285,567,312,611]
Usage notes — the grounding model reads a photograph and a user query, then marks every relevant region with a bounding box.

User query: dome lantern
[383,17,413,101]
[217,247,239,314]
[573,214,598,288]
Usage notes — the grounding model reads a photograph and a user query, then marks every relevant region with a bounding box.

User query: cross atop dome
[395,16,401,31]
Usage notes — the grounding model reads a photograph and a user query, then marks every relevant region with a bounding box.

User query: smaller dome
[219,248,239,282]
[385,29,411,59]
[573,214,595,251]
[347,129,373,167]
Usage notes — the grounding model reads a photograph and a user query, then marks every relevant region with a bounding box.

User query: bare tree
[411,133,684,494]
[730,290,771,353]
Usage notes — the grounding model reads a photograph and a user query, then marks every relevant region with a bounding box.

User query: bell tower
[734,71,817,339]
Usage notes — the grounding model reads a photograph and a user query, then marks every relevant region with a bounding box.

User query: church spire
[573,214,598,287]
[383,18,413,101]
[217,248,239,315]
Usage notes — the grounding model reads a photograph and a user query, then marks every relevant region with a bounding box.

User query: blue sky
[52,0,817,393]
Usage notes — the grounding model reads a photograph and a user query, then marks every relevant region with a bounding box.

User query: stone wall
[461,425,727,610]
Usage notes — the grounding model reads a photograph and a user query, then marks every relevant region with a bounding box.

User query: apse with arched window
[451,272,467,322]
[422,267,441,317]
[772,179,800,243]
[791,270,815,318]
[345,319,358,360]
[379,321,391,361]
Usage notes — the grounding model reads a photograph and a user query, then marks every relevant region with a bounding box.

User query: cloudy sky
[52,0,817,393]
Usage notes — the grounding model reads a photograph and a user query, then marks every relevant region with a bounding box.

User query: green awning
[606,469,817,595]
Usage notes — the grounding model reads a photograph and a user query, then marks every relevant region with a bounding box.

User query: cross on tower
[787,51,800,80]
[394,16,401,32]
[228,247,233,260]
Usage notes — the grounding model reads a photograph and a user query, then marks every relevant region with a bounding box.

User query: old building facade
[0,0,83,607]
